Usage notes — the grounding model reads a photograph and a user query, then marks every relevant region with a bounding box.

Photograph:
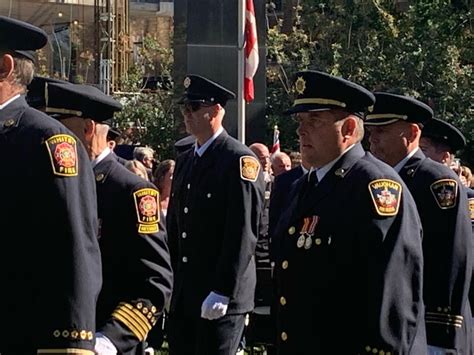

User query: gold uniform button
[80,330,87,339]
[187,184,191,189]
[96,173,105,182]
[151,306,157,313]
[87,331,93,340]
[315,238,322,245]
[379,351,385,355]
[71,330,79,339]
[53,330,61,338]
[437,307,442,312]
[288,226,296,235]
[184,207,189,213]
[372,349,378,354]
[280,296,287,306]
[281,332,288,341]
[207,193,212,198]
[282,260,288,269]
[365,346,371,352]
[62,330,69,338]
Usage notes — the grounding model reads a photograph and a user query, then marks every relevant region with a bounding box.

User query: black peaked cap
[365,92,433,126]
[46,83,122,122]
[27,76,69,109]
[422,117,466,152]
[285,70,375,115]
[177,74,236,106]
[0,16,48,61]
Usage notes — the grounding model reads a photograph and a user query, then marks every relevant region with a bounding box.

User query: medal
[304,236,312,249]
[297,234,305,248]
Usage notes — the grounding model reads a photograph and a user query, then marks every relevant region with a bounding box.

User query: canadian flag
[270,125,280,155]
[244,0,259,103]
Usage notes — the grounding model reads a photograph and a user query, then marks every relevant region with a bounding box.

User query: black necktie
[308,170,318,185]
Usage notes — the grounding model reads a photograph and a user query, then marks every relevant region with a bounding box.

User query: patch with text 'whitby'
[368,179,401,216]
[430,179,457,209]
[133,188,160,234]
[45,134,78,177]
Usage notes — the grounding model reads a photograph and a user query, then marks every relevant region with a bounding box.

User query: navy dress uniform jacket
[0,96,102,354]
[94,152,173,354]
[399,149,472,352]
[273,144,427,355]
[167,130,265,317]
[269,165,305,261]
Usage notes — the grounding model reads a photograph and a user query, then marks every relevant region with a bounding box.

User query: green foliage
[113,35,178,161]
[266,0,473,166]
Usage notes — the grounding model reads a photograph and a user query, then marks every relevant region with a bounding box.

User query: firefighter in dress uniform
[166,74,265,355]
[366,93,472,354]
[28,81,173,354]
[273,71,427,354]
[0,16,102,354]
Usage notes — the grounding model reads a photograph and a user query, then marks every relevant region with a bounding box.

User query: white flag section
[244,0,259,102]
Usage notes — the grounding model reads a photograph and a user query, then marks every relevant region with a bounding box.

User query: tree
[113,35,178,161]
[266,0,473,165]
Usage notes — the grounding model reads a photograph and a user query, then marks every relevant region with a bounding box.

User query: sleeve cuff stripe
[426,320,462,328]
[425,312,463,321]
[112,310,147,340]
[120,302,154,327]
[118,304,152,331]
[37,350,95,354]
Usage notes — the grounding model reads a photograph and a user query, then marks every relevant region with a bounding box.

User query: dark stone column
[173,0,266,144]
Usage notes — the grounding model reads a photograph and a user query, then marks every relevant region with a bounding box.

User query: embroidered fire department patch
[430,179,457,209]
[368,179,402,216]
[133,188,160,234]
[240,156,260,182]
[469,198,474,221]
[45,134,78,176]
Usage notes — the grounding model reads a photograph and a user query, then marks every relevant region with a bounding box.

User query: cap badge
[183,77,191,88]
[368,105,374,113]
[430,179,457,209]
[368,179,402,216]
[295,76,306,95]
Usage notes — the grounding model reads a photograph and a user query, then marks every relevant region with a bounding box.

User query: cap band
[45,107,83,116]
[366,113,408,121]
[293,98,347,108]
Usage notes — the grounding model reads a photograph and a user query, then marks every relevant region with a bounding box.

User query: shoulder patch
[240,155,260,182]
[468,198,474,221]
[45,134,78,176]
[430,179,457,209]
[368,179,402,216]
[133,188,160,234]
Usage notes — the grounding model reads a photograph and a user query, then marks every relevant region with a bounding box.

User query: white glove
[200,291,230,320]
[95,332,118,355]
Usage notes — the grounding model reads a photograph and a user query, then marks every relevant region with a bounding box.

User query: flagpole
[237,0,246,144]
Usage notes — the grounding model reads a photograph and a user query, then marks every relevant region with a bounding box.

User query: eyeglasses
[180,102,212,114]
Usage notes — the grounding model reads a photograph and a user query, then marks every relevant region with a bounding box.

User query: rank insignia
[240,156,260,182]
[45,134,78,176]
[369,179,402,216]
[469,198,474,221]
[295,76,306,94]
[133,188,160,234]
[430,179,457,209]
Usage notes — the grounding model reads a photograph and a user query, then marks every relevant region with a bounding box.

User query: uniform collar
[393,147,419,173]
[92,147,112,168]
[194,126,224,157]
[311,144,356,182]
[0,94,21,110]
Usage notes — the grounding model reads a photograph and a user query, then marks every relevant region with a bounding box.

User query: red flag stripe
[244,0,259,102]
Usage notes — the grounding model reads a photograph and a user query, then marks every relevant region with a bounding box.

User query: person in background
[166,74,264,355]
[288,151,302,169]
[134,146,155,180]
[107,127,129,165]
[271,151,292,177]
[125,159,150,181]
[366,93,472,354]
[152,159,176,217]
[39,81,173,355]
[273,70,426,354]
[0,16,102,354]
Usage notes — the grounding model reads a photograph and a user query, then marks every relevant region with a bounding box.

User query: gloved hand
[200,291,230,320]
[95,332,118,355]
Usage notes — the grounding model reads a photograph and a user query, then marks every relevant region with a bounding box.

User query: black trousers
[168,313,246,355]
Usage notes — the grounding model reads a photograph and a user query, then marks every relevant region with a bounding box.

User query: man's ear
[0,54,15,81]
[341,116,357,139]
[408,123,421,142]
[84,119,96,139]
